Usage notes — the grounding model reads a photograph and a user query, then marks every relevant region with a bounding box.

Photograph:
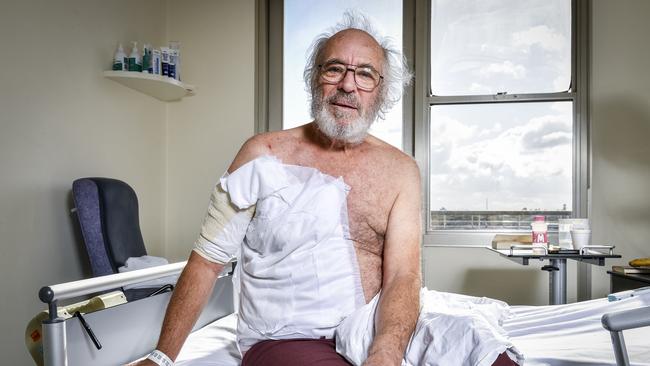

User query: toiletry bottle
[169,41,181,80]
[161,47,170,77]
[531,215,548,254]
[142,44,152,73]
[128,41,142,72]
[152,49,162,75]
[112,43,127,71]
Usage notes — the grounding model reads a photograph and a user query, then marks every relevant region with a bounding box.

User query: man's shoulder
[229,129,302,172]
[365,136,419,175]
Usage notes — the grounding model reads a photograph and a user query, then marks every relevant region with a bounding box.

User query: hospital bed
[34,261,650,366]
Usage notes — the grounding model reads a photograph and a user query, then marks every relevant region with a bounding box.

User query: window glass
[284,0,404,149]
[430,0,571,96]
[429,102,573,229]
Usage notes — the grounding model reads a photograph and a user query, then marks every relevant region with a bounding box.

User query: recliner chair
[72,177,167,301]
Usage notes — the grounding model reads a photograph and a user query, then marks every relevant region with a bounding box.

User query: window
[417,0,588,243]
[276,0,405,150]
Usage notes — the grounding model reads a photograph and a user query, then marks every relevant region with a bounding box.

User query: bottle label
[532,230,548,244]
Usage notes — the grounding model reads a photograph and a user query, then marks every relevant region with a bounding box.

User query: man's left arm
[364,159,422,366]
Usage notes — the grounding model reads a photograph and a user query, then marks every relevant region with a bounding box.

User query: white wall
[164,0,256,261]
[589,0,650,298]
[0,1,256,364]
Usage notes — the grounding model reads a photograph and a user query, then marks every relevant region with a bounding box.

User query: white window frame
[414,0,590,246]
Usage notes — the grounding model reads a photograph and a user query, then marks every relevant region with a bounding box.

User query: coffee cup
[571,229,592,251]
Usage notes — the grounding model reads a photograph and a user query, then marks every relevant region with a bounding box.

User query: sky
[283,0,573,214]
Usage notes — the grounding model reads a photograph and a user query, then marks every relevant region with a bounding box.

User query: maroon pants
[241,338,518,366]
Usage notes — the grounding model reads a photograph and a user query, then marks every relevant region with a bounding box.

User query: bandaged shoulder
[193,182,255,264]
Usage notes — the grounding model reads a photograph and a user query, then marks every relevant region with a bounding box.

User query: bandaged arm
[132,183,255,365]
[193,182,256,264]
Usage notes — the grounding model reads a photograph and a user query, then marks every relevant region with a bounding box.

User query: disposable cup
[559,218,590,249]
[571,229,592,251]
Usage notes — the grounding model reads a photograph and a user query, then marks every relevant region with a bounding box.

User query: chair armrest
[602,305,650,332]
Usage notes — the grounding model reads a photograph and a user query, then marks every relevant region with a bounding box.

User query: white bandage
[193,182,255,264]
[146,349,173,366]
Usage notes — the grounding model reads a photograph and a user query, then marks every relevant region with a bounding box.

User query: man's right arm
[129,251,223,365]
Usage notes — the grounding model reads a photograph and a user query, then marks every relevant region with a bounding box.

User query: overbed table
[488,246,620,305]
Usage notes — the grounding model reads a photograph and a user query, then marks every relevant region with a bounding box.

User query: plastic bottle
[161,47,170,76]
[531,215,548,254]
[128,41,142,72]
[112,43,127,71]
[142,43,152,73]
[169,41,181,80]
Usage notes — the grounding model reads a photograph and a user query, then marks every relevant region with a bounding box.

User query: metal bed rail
[38,261,235,366]
[602,300,650,366]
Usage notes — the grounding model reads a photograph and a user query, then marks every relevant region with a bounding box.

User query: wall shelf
[104,71,195,102]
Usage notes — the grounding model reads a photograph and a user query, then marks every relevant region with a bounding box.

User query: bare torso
[243,123,410,302]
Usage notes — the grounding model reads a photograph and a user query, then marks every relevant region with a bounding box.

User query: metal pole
[549,258,567,305]
[42,319,67,366]
[609,331,630,366]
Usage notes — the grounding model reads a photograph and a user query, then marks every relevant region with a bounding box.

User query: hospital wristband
[147,349,174,366]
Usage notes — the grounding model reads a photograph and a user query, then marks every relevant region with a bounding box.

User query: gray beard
[311,89,379,145]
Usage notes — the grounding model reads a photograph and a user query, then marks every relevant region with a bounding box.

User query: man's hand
[363,348,403,366]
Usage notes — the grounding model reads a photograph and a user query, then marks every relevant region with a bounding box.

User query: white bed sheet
[504,293,650,366]
[175,294,650,366]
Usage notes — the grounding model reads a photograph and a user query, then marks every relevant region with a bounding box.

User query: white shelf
[104,71,195,102]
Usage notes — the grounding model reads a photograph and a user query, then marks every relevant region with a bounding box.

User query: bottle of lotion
[112,43,127,71]
[128,41,142,72]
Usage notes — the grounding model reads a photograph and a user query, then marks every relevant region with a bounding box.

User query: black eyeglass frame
[317,62,384,92]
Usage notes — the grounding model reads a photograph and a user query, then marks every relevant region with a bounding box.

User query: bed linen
[175,289,650,365]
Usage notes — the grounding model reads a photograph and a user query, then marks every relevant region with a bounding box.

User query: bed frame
[37,261,235,366]
[36,261,649,366]
[601,303,650,366]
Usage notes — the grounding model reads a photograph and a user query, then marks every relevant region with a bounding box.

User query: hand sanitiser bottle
[128,41,142,72]
[112,43,127,71]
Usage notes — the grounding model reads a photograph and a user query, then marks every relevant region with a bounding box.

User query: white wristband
[147,349,174,366]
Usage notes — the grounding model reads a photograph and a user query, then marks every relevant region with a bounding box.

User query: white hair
[304,10,413,120]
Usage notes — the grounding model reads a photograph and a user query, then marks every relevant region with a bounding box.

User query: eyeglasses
[318,61,383,91]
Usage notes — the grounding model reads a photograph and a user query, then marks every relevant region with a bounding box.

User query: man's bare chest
[308,163,395,254]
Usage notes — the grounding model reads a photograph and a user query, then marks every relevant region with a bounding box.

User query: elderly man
[131,13,419,366]
[133,13,517,366]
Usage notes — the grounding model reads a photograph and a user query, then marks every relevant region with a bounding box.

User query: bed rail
[39,261,187,319]
[37,261,235,366]
[602,304,650,366]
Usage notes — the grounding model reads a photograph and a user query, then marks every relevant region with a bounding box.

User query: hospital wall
[589,0,650,299]
[163,0,256,262]
[0,1,255,365]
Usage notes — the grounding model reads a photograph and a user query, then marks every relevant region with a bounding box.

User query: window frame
[414,0,590,247]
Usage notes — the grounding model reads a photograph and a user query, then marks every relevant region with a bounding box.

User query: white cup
[571,229,592,251]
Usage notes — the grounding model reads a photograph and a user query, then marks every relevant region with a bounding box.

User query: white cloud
[469,82,493,94]
[479,60,527,79]
[512,25,566,52]
[430,112,573,210]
